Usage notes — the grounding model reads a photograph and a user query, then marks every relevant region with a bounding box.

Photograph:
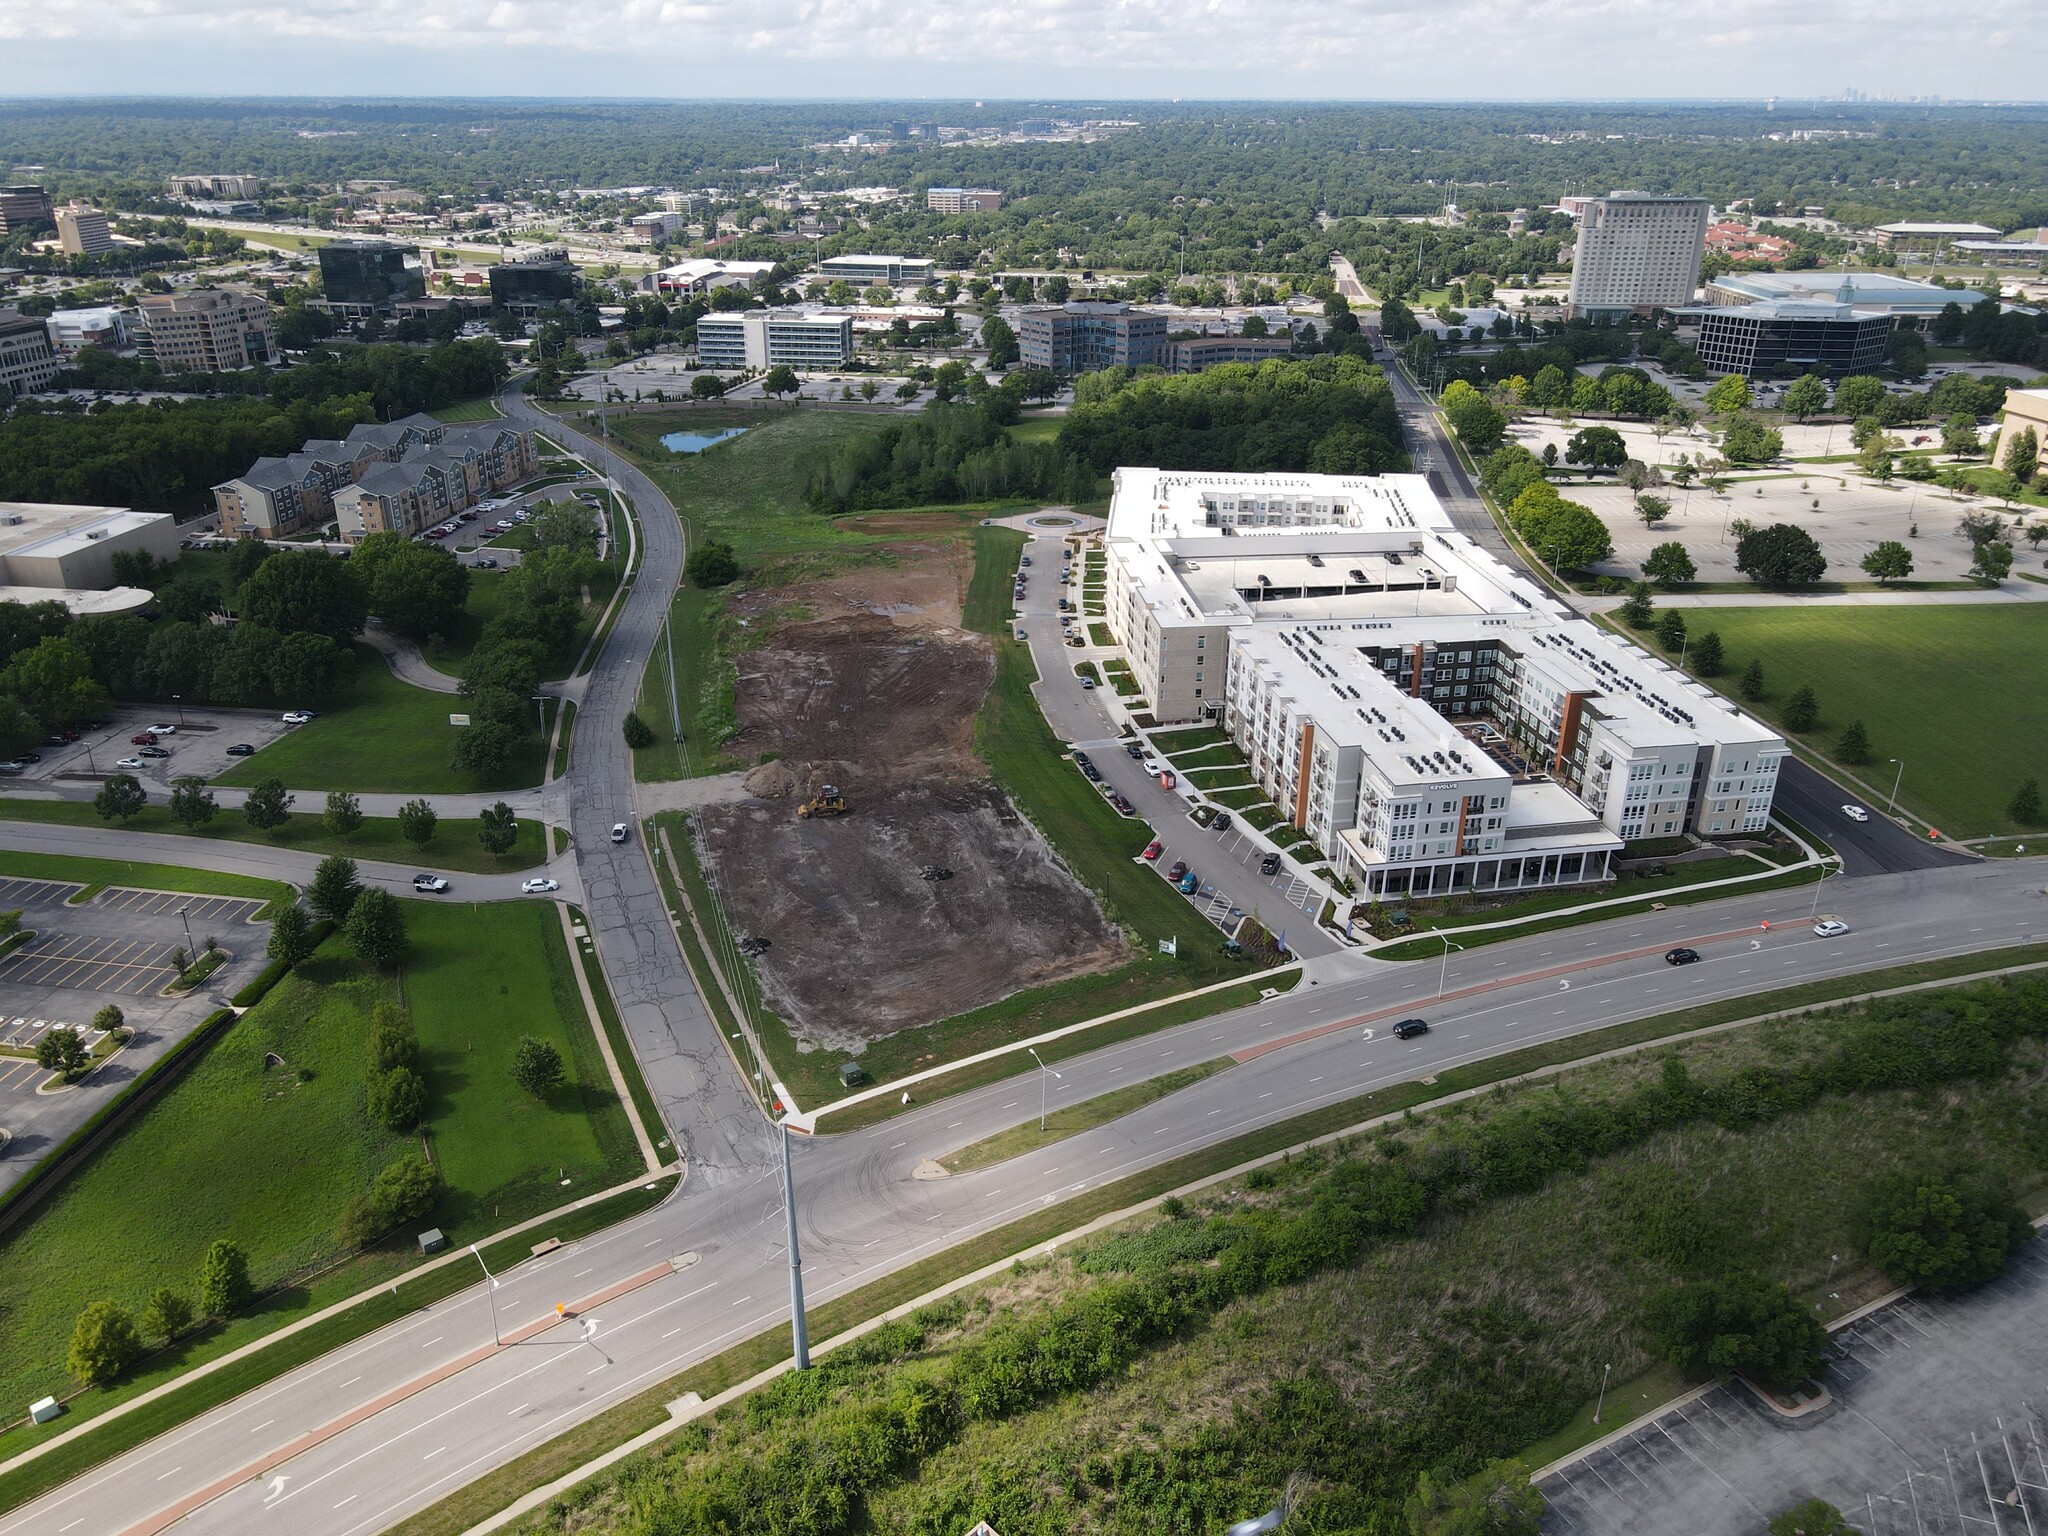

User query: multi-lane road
[1,385,2031,1536]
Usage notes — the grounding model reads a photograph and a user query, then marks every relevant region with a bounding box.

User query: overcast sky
[1,0,2039,100]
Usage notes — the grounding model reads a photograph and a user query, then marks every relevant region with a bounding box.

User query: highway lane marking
[1309,1076,1323,1083]
[1000,1102,1018,1109]
[585,1363,608,1375]
[571,1268,591,1278]
[335,1494,358,1508]
[1153,1126,1170,1134]
[59,1521,82,1532]
[248,1420,273,1433]
[506,1403,528,1415]
[155,1467,182,1480]
[1208,1108,1224,1115]
[889,1141,905,1149]
[339,1376,361,1387]
[925,1212,943,1221]
[420,1336,443,1348]
[946,1121,962,1129]
[423,1446,447,1459]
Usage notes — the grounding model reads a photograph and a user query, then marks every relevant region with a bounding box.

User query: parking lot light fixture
[1887,758,1905,816]
[1437,934,1464,999]
[1027,1046,1063,1132]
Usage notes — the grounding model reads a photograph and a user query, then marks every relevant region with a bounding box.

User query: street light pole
[177,905,196,961]
[1437,934,1464,999]
[1593,1362,1611,1425]
[1887,757,1905,816]
[470,1244,502,1345]
[780,1118,810,1371]
[1027,1046,1063,1132]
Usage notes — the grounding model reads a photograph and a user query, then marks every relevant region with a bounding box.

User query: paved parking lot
[0,875,80,906]
[0,888,263,1002]
[94,888,267,927]
[0,934,182,997]
[0,707,297,787]
[1540,1241,2048,1536]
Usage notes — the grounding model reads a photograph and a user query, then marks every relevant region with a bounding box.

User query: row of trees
[68,1238,253,1387]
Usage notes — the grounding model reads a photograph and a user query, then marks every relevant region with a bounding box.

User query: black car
[1664,947,1701,966]
[1391,1018,1430,1040]
[1212,812,1232,833]
[1260,853,1282,876]
[226,743,256,757]
[139,745,170,759]
[15,751,40,764]
[1125,742,1144,759]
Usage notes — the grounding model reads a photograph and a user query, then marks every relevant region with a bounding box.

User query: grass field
[429,398,504,424]
[0,850,290,911]
[0,901,635,1417]
[213,645,549,795]
[0,801,545,874]
[1676,604,2048,836]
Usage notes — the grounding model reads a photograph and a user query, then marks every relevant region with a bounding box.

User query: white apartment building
[1104,469,1785,897]
[927,188,1003,214]
[695,309,853,370]
[1566,191,1710,320]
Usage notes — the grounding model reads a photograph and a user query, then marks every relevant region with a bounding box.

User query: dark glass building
[318,239,425,313]
[488,256,581,314]
[1678,300,1892,379]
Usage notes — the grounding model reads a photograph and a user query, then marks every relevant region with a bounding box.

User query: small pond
[660,427,749,454]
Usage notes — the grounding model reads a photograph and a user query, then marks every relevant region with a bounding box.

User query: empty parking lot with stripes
[0,888,265,999]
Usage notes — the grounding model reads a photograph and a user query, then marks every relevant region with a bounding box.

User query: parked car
[413,874,450,893]
[281,711,314,725]
[1391,1018,1430,1040]
[114,756,145,770]
[1142,758,1163,776]
[1841,804,1869,822]
[1167,861,1188,882]
[521,877,562,895]
[610,822,630,844]
[1080,676,1096,688]
[1142,839,1164,861]
[1814,919,1851,938]
[1177,868,1200,894]
[1664,947,1701,966]
[130,733,158,746]
[476,557,498,569]
[226,743,256,757]
[1020,557,1032,567]
[1260,852,1282,876]
[1212,812,1232,833]
[146,724,177,736]
[1067,636,1084,648]
[1108,792,1133,814]
[139,745,170,759]
[1124,742,1144,759]
[14,752,40,764]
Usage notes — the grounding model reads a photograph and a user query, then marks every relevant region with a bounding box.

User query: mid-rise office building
[1165,334,1295,373]
[0,308,61,401]
[1703,269,1983,322]
[45,306,129,354]
[488,250,582,314]
[0,502,181,595]
[817,253,935,289]
[1103,469,1785,897]
[1871,221,2000,251]
[1675,299,1892,378]
[629,211,688,242]
[927,188,1004,214]
[54,205,113,258]
[695,309,853,370]
[1992,387,2048,465]
[0,185,54,234]
[1019,301,1168,374]
[168,174,261,201]
[317,239,426,316]
[1565,191,1710,320]
[134,288,275,371]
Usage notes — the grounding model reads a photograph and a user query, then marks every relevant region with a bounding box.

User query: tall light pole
[780,1118,809,1371]
[470,1244,502,1345]
[1593,1362,1612,1425]
[176,905,196,962]
[1886,757,1905,816]
[1027,1046,1063,1132]
[1437,934,1464,999]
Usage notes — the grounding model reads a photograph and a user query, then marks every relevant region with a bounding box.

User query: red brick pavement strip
[1232,921,1774,1063]
[113,1262,676,1536]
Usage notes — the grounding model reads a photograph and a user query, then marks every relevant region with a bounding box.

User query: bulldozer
[797,784,848,820]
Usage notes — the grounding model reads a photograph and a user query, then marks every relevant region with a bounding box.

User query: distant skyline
[1,0,2042,103]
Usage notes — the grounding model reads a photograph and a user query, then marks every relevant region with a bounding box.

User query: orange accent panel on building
[1293,722,1315,828]
[1553,691,1590,776]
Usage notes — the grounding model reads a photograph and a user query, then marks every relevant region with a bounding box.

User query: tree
[622,710,656,749]
[1832,375,1887,419]
[1619,582,1655,627]
[93,1003,124,1036]
[2001,425,2039,487]
[1861,541,1914,585]
[1783,685,1819,732]
[1703,374,1753,415]
[242,777,294,835]
[1,636,109,729]
[237,550,368,645]
[1740,659,1765,701]
[451,718,514,778]
[1780,374,1829,422]
[1643,1272,1828,1393]
[1691,631,1724,676]
[196,1238,252,1317]
[1633,494,1671,527]
[371,1152,441,1225]
[323,790,363,844]
[512,1035,566,1098]
[266,902,316,968]
[2012,778,2043,825]
[398,797,437,848]
[980,314,1018,370]
[478,800,519,857]
[36,1024,89,1080]
[167,775,216,830]
[1655,610,1687,653]
[1849,415,1886,451]
[68,1300,142,1386]
[690,371,727,400]
[1564,425,1627,470]
[139,1287,194,1344]
[1941,412,1982,458]
[1857,438,1893,482]
[1957,509,2007,547]
[352,534,470,640]
[309,854,362,922]
[1642,542,1696,588]
[1506,485,1612,570]
[1445,394,1506,453]
[1836,719,1872,764]
[685,540,739,588]
[1768,1500,1860,1536]
[93,772,147,825]
[1721,414,1784,466]
[345,886,407,968]
[1736,524,1827,588]
[1404,1459,1545,1536]
[1970,540,2013,584]
[1855,1169,2031,1291]
[366,1064,428,1130]
[762,364,800,398]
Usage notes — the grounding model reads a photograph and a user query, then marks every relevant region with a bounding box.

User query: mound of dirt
[743,761,798,799]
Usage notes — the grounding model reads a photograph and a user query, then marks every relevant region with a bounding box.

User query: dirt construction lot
[697,531,1123,1049]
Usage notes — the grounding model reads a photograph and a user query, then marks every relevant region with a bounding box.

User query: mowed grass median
[0,900,639,1432]
[1680,604,2048,836]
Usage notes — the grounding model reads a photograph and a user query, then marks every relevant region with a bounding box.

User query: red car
[130,733,157,746]
[1142,839,1163,861]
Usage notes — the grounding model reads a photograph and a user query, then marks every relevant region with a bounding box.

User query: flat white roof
[0,502,169,561]
[0,584,152,616]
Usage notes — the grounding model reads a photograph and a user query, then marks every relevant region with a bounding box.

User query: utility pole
[781,1119,810,1370]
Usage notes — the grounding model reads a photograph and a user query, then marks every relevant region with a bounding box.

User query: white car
[114,756,145,770]
[146,724,177,736]
[1841,804,1869,822]
[521,877,561,895]
[412,874,450,893]
[610,823,629,844]
[1142,759,1164,776]
[1814,919,1851,938]
[281,711,314,725]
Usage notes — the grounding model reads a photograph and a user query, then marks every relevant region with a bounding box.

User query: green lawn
[1680,605,2048,836]
[0,801,545,874]
[0,850,290,910]
[212,645,549,795]
[1005,415,1063,445]
[0,903,636,1417]
[429,398,504,424]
